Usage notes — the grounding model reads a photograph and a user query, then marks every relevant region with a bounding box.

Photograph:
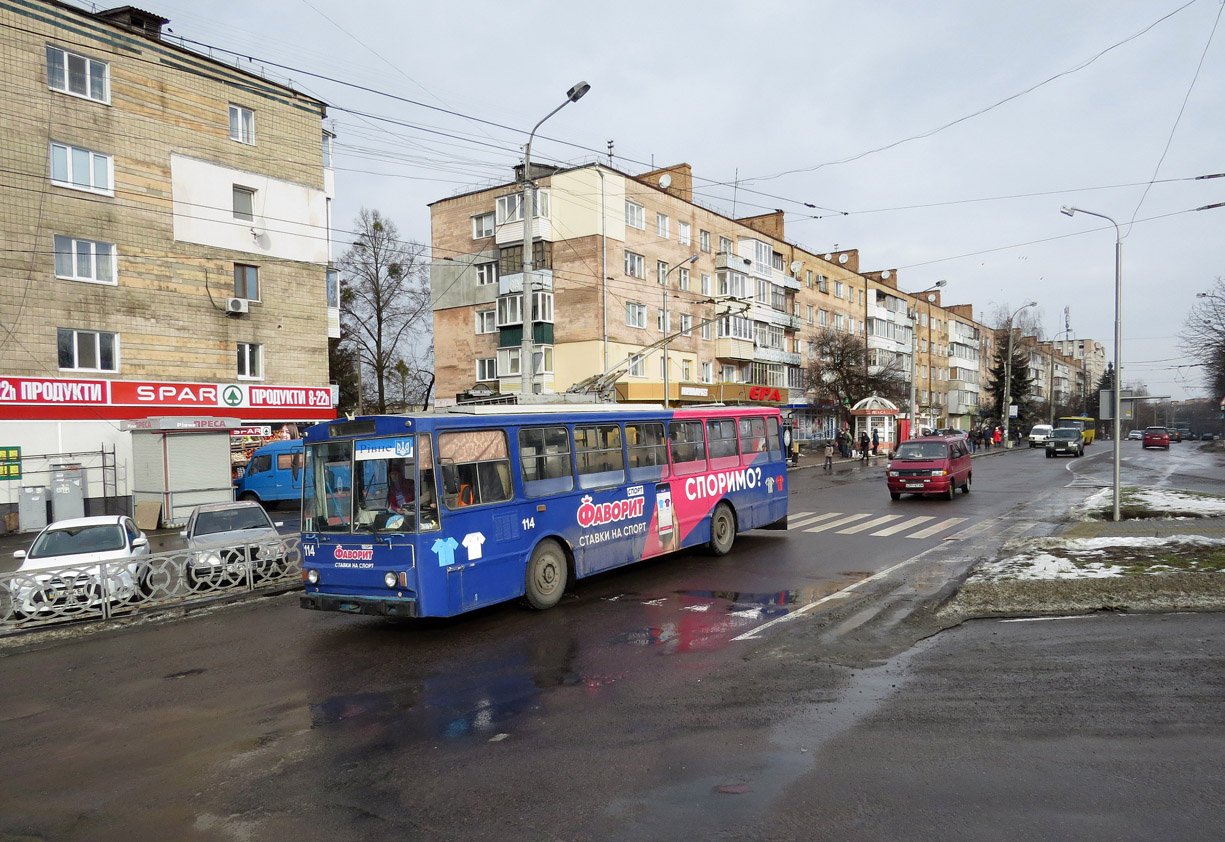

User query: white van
[1027,424,1054,448]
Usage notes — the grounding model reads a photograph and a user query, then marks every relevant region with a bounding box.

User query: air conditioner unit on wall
[225,297,249,315]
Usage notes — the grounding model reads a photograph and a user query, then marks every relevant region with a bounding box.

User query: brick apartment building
[0,1,338,526]
[428,161,1004,440]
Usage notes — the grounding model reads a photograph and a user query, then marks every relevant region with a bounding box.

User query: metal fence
[0,536,302,632]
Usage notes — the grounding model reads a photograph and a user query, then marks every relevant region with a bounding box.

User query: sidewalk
[786,438,1021,475]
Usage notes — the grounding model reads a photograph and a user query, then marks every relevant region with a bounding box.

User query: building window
[628,354,645,377]
[719,237,733,255]
[626,201,645,229]
[681,314,693,336]
[806,305,814,324]
[322,132,334,168]
[228,105,255,144]
[717,315,754,341]
[57,328,117,372]
[233,186,255,221]
[656,213,670,238]
[496,194,522,224]
[46,45,108,103]
[475,309,496,334]
[701,273,711,296]
[678,222,691,246]
[700,322,712,340]
[677,267,690,291]
[497,294,523,327]
[817,274,828,293]
[476,262,498,286]
[49,142,112,195]
[53,236,115,285]
[497,347,521,376]
[657,260,669,284]
[819,309,829,326]
[472,212,495,238]
[626,302,647,329]
[835,313,845,331]
[657,310,671,333]
[716,270,747,298]
[682,360,692,380]
[625,251,645,279]
[805,270,813,288]
[834,281,845,299]
[701,362,713,383]
[237,342,262,379]
[531,291,554,324]
[476,358,497,381]
[326,269,340,308]
[700,230,711,252]
[234,264,259,300]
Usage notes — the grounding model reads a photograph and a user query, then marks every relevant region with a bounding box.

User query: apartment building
[428,161,996,436]
[0,1,337,521]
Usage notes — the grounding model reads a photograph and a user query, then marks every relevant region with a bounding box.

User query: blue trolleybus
[299,404,789,619]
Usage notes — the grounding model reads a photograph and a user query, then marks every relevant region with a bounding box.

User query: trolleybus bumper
[300,593,419,618]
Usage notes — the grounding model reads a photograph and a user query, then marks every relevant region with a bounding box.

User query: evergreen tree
[986,334,1035,425]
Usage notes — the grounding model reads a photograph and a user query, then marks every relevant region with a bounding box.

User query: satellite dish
[824,253,833,260]
[838,253,849,264]
[881,270,891,280]
[789,260,803,275]
[927,294,936,302]
[659,173,672,189]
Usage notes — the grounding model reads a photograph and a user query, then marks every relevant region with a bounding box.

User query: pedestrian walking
[859,431,871,463]
[871,428,880,455]
[993,427,1003,447]
[823,439,834,470]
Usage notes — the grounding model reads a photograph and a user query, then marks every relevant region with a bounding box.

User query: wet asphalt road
[1,446,1223,840]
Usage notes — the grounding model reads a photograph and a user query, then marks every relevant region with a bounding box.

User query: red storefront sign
[0,376,334,421]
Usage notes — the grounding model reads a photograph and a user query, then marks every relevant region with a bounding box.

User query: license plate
[905,482,925,489]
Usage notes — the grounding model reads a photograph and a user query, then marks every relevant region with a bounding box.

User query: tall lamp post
[1061,205,1122,521]
[520,81,590,397]
[662,254,699,406]
[1048,327,1073,425]
[905,281,945,438]
[1001,301,1037,447]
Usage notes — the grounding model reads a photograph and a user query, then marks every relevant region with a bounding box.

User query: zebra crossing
[787,510,968,540]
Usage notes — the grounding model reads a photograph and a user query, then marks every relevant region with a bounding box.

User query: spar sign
[0,376,334,421]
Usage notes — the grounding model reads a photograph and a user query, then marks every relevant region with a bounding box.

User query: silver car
[9,515,150,617]
[181,501,287,589]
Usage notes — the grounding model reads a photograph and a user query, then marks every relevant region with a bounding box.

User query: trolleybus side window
[766,416,783,459]
[304,441,352,532]
[574,424,625,490]
[417,434,440,531]
[625,422,668,482]
[438,430,512,509]
[668,420,707,476]
[707,417,740,469]
[739,416,768,463]
[519,426,574,498]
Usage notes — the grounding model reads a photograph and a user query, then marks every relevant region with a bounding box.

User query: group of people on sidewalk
[821,428,881,470]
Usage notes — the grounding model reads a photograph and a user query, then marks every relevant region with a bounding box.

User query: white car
[1027,424,1054,448]
[9,515,150,617]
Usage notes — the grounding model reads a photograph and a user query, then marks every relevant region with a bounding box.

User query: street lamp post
[1048,327,1073,425]
[520,81,590,397]
[1061,205,1122,521]
[1001,301,1037,447]
[662,254,699,406]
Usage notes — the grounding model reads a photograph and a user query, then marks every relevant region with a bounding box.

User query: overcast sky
[103,0,1224,400]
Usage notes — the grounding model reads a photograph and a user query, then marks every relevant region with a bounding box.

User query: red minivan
[886,435,972,501]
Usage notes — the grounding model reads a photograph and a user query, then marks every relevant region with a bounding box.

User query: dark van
[234,440,303,508]
[886,435,972,501]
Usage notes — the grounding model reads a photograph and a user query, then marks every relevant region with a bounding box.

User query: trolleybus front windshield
[303,435,439,535]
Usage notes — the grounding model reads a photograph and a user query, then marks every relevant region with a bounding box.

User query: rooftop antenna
[607,140,614,167]
[732,168,739,217]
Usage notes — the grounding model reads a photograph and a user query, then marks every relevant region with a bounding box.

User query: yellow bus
[1056,416,1096,445]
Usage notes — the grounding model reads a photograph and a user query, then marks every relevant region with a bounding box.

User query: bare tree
[804,327,908,424]
[1180,277,1225,399]
[337,209,431,413]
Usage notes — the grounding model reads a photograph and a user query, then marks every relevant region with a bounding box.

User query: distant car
[886,435,972,501]
[9,516,150,617]
[1027,424,1054,448]
[1127,430,1143,440]
[181,501,286,588]
[1046,428,1084,458]
[1142,427,1170,450]
[1169,429,1183,442]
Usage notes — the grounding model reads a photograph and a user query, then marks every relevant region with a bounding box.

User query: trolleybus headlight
[384,571,397,589]
[306,568,320,585]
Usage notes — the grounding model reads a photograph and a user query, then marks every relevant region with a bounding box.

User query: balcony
[714,337,755,361]
[498,269,553,295]
[716,252,753,272]
[754,347,801,365]
[494,215,553,247]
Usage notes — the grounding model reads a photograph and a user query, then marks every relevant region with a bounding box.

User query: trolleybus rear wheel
[525,539,567,610]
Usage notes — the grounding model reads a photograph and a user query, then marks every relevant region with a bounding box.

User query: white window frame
[475,309,496,334]
[701,273,711,296]
[719,237,733,255]
[657,310,671,333]
[701,361,713,383]
[236,342,262,380]
[680,314,693,336]
[657,260,669,285]
[57,328,118,372]
[682,360,692,380]
[625,251,645,279]
[496,194,522,224]
[497,294,523,327]
[46,45,109,104]
[497,347,522,376]
[476,262,498,286]
[626,302,647,329]
[700,322,712,340]
[228,105,255,145]
[53,235,116,285]
[700,230,711,252]
[530,291,554,324]
[472,212,495,238]
[476,358,497,381]
[678,221,691,246]
[233,185,255,222]
[677,267,690,291]
[625,201,645,230]
[656,213,670,239]
[834,281,845,299]
[628,354,645,377]
[49,142,112,195]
